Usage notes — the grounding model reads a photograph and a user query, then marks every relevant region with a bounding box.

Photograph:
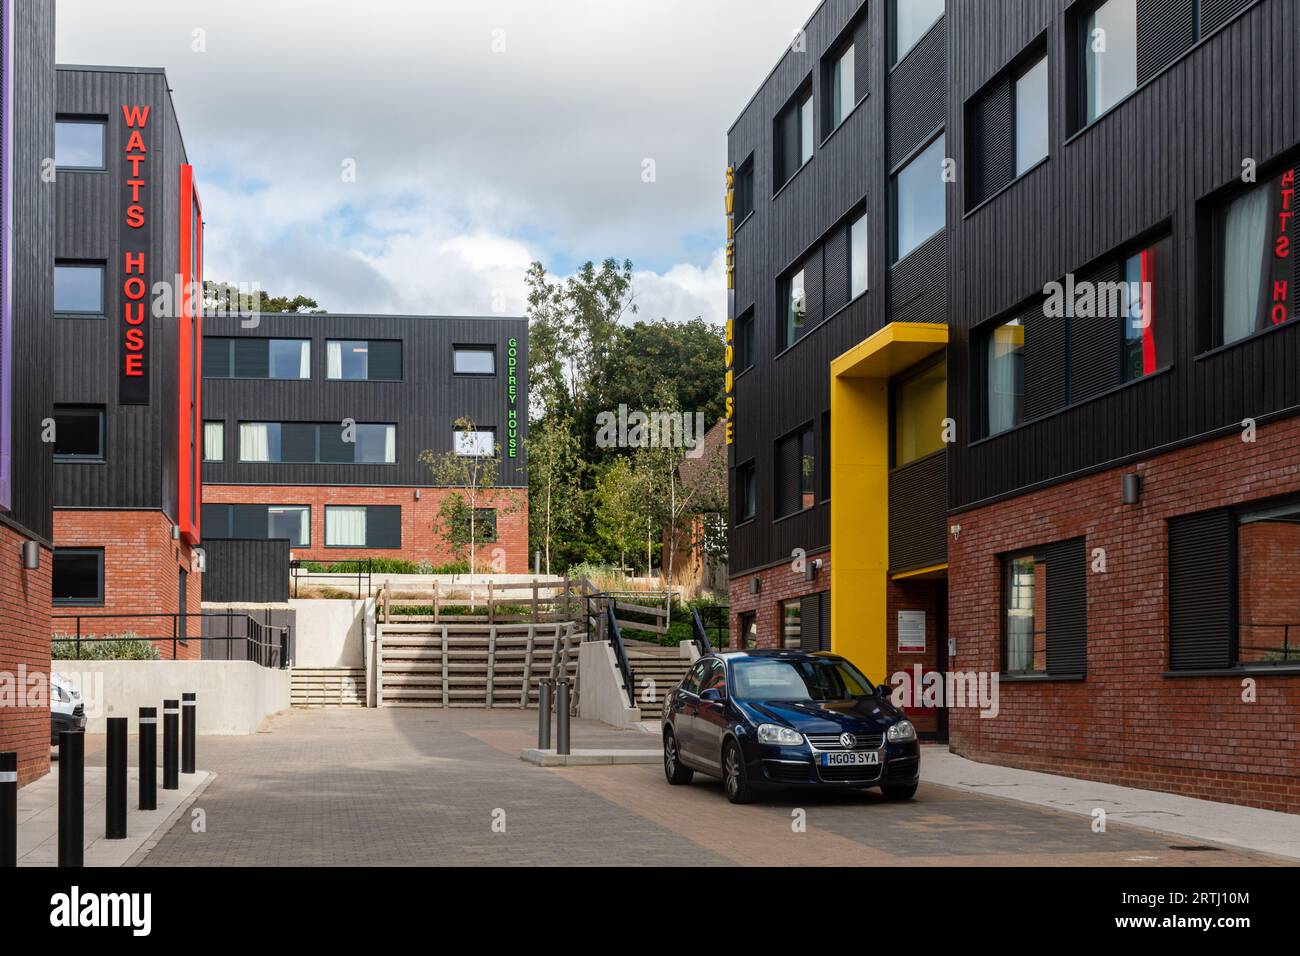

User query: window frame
[1014,52,1050,177]
[203,420,225,462]
[52,548,106,607]
[54,261,107,318]
[52,405,105,461]
[890,354,947,469]
[734,459,757,524]
[453,427,497,458]
[773,422,816,519]
[1000,549,1046,676]
[236,421,397,465]
[892,131,947,264]
[203,337,313,381]
[1075,0,1139,129]
[324,504,402,549]
[54,116,107,172]
[773,80,815,193]
[451,345,496,377]
[891,0,945,68]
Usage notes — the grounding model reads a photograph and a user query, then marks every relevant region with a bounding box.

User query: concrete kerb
[520,748,660,767]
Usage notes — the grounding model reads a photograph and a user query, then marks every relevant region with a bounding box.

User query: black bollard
[139,707,157,810]
[162,699,179,791]
[1,751,16,867]
[555,678,571,756]
[537,678,552,749]
[57,731,84,868]
[105,717,128,840]
[181,692,197,774]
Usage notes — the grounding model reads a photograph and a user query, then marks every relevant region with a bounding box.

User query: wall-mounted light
[415,489,421,501]
[750,577,761,595]
[804,558,822,583]
[950,524,961,540]
[172,524,181,540]
[21,540,40,570]
[193,547,207,573]
[1122,473,1142,506]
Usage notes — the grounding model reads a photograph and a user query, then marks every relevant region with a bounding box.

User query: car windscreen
[730,658,875,702]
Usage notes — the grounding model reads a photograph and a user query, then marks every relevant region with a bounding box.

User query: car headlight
[756,723,804,746]
[887,719,916,743]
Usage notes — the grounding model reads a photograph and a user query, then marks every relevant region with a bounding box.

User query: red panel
[178,165,202,545]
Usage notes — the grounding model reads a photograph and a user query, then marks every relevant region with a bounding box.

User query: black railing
[290,558,373,598]
[1239,622,1300,663]
[605,603,637,710]
[691,606,711,654]
[50,612,293,669]
[694,603,729,651]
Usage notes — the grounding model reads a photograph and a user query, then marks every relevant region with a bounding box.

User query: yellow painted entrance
[829,322,947,680]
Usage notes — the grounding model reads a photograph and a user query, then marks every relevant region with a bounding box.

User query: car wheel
[723,740,754,804]
[663,730,694,785]
[881,783,918,801]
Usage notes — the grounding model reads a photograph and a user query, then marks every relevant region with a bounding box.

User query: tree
[524,415,583,576]
[203,280,325,316]
[419,418,516,579]
[595,318,727,429]
[594,458,643,573]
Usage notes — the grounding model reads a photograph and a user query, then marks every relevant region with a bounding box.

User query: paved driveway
[131,708,1284,867]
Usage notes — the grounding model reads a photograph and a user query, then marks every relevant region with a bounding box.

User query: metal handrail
[290,557,373,598]
[691,606,712,655]
[51,611,292,669]
[603,600,637,710]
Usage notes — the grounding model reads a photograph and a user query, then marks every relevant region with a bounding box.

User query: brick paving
[132,708,1287,867]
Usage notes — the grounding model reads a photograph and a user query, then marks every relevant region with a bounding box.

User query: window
[893,0,944,65]
[737,611,758,650]
[893,359,946,467]
[1214,167,1298,347]
[780,600,802,649]
[735,461,756,523]
[1081,0,1137,124]
[452,346,495,376]
[968,47,1048,209]
[203,421,224,462]
[829,43,855,130]
[774,85,813,190]
[733,157,754,223]
[1122,240,1166,381]
[774,424,815,517]
[325,505,401,548]
[203,338,311,380]
[324,340,402,380]
[985,318,1024,435]
[454,428,496,457]
[53,549,104,606]
[200,503,311,547]
[1237,498,1300,665]
[849,210,869,299]
[894,134,946,262]
[1015,55,1049,176]
[1001,538,1087,676]
[782,268,807,349]
[54,262,105,315]
[734,309,754,372]
[53,406,104,460]
[55,118,105,170]
[238,422,396,464]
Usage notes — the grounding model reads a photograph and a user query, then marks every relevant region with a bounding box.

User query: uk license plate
[821,750,879,767]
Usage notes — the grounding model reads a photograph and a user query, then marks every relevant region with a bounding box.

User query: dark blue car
[662,650,920,804]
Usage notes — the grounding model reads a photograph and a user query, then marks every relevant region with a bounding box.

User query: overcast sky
[56,0,816,324]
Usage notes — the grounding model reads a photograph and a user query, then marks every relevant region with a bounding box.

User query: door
[694,659,729,770]
[672,659,710,764]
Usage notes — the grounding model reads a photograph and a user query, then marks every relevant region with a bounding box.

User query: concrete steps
[625,647,693,720]
[291,667,366,707]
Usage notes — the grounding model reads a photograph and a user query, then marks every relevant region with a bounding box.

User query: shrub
[51,633,162,661]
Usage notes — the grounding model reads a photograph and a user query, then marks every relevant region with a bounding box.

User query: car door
[673,659,711,765]
[693,659,729,771]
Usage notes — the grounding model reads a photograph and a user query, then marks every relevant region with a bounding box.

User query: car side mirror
[699,687,725,703]
[874,684,891,700]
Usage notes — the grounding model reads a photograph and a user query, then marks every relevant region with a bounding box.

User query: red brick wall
[728,552,830,651]
[202,485,529,572]
[0,524,52,786]
[53,510,203,660]
[949,417,1300,812]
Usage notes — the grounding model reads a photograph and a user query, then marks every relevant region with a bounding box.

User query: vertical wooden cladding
[726,0,880,576]
[200,538,289,604]
[200,313,529,489]
[887,451,946,571]
[887,16,946,169]
[53,67,187,518]
[1,0,54,540]
[947,0,1298,511]
[178,165,202,543]
[890,231,946,325]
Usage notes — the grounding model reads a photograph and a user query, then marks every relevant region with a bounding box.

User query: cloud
[55,0,814,323]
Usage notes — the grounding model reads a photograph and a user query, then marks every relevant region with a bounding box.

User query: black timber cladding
[52,65,188,516]
[200,313,529,489]
[947,0,1298,512]
[1,0,55,542]
[200,538,290,604]
[727,0,949,576]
